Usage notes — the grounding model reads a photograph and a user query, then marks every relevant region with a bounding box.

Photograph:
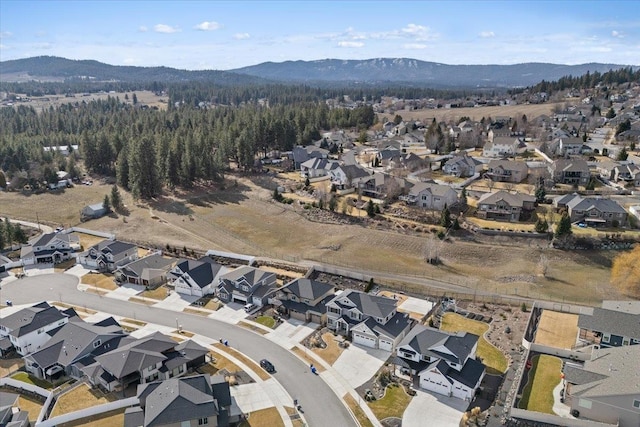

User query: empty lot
[534,310,579,349]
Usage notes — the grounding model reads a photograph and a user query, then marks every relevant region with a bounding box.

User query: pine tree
[535,215,549,233]
[128,137,160,199]
[617,146,628,161]
[103,194,111,213]
[555,212,572,237]
[116,148,129,190]
[13,226,26,244]
[366,200,375,218]
[110,185,122,211]
[535,185,546,203]
[460,188,468,206]
[440,204,452,228]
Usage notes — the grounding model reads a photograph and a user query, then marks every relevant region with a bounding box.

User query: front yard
[518,354,562,414]
[367,383,413,421]
[239,407,284,427]
[81,273,118,291]
[311,332,345,366]
[440,313,508,374]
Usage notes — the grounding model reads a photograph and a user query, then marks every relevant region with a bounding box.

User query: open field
[0,174,623,305]
[376,103,561,124]
[534,311,579,349]
[9,90,168,112]
[519,355,562,414]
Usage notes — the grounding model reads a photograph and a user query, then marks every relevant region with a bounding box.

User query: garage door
[379,340,393,351]
[452,386,469,400]
[353,333,376,348]
[420,378,450,396]
[232,296,247,303]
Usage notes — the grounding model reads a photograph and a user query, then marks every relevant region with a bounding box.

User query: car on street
[260,359,275,373]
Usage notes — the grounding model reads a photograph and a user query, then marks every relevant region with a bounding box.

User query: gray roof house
[77,239,139,272]
[291,145,329,170]
[577,306,640,348]
[355,172,409,199]
[549,158,590,186]
[170,257,228,297]
[482,136,526,158]
[24,316,126,381]
[216,266,277,307]
[476,191,536,222]
[395,324,485,400]
[275,278,336,324]
[80,202,108,221]
[20,232,80,265]
[125,373,243,427]
[405,182,458,211]
[115,254,176,288]
[562,345,640,426]
[0,391,29,427]
[325,290,412,351]
[330,164,371,190]
[300,157,338,179]
[567,196,628,227]
[442,154,482,177]
[485,159,529,183]
[611,163,640,186]
[0,301,71,356]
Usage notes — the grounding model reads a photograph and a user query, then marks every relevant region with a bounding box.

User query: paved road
[9,219,53,234]
[2,274,354,427]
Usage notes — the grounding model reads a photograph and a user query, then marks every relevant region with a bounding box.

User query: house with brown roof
[405,182,458,210]
[275,278,336,324]
[549,158,590,186]
[442,154,482,177]
[476,191,536,222]
[485,159,529,183]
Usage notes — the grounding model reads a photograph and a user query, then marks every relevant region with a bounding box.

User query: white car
[243,303,256,313]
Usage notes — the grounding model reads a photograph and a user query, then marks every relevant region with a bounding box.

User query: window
[622,338,630,346]
[93,340,102,348]
[198,418,209,425]
[633,399,640,409]
[602,333,610,343]
[178,365,185,374]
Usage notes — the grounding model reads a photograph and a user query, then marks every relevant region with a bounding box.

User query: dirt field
[10,90,168,112]
[534,310,579,349]
[376,102,561,124]
[0,174,622,305]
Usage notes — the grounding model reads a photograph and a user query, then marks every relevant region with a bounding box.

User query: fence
[510,408,616,427]
[64,227,115,239]
[0,377,52,425]
[36,396,139,427]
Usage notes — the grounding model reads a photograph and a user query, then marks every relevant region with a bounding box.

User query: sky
[1,1,639,70]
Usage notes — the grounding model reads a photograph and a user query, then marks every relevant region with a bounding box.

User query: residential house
[329,164,370,190]
[78,239,139,272]
[556,137,586,156]
[552,193,580,211]
[170,257,228,297]
[394,325,485,400]
[482,137,526,158]
[24,316,127,381]
[562,345,640,427]
[442,154,482,177]
[476,191,536,222]
[405,182,458,211]
[549,158,590,186]
[485,160,528,183]
[300,158,338,179]
[216,266,277,307]
[0,302,70,356]
[115,254,176,288]
[377,147,402,166]
[567,196,628,227]
[611,163,640,186]
[80,202,108,221]
[356,172,408,199]
[89,332,208,392]
[275,278,335,324]
[577,306,640,348]
[487,126,512,142]
[0,391,30,427]
[325,290,412,351]
[291,145,329,170]
[20,232,80,265]
[125,373,243,427]
[43,145,78,156]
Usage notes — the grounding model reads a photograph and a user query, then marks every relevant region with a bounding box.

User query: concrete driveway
[152,291,198,311]
[398,297,434,317]
[332,344,390,388]
[403,389,467,427]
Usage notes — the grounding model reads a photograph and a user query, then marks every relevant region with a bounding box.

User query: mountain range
[0,56,633,88]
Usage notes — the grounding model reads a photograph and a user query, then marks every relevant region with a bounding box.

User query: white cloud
[400,24,434,41]
[0,44,7,50]
[233,32,250,40]
[138,26,148,32]
[154,24,180,34]
[611,30,624,38]
[195,21,221,31]
[123,57,137,64]
[338,41,364,48]
[479,31,495,38]
[0,31,12,39]
[403,43,427,49]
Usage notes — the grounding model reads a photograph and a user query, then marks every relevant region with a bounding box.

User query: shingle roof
[118,254,175,279]
[478,190,535,208]
[329,290,398,319]
[219,266,275,287]
[398,324,479,365]
[568,197,627,215]
[447,357,485,388]
[281,278,334,301]
[578,307,640,339]
[552,158,589,172]
[487,159,528,173]
[174,258,225,289]
[408,182,455,198]
[1,302,66,338]
[362,311,411,340]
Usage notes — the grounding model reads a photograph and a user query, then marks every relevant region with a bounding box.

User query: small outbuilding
[81,202,107,221]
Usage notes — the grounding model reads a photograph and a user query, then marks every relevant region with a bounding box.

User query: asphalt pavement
[1,274,355,427]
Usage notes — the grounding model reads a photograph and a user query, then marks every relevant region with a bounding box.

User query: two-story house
[115,254,176,288]
[562,345,640,427]
[300,158,338,179]
[330,164,370,190]
[356,172,408,199]
[290,145,329,170]
[0,302,70,356]
[578,306,640,348]
[485,159,528,183]
[325,290,412,351]
[77,239,139,272]
[567,196,628,227]
[556,137,586,156]
[216,266,277,308]
[405,182,458,211]
[549,158,590,186]
[275,278,335,324]
[125,374,243,427]
[476,191,536,222]
[20,232,80,265]
[394,324,485,400]
[170,257,228,297]
[610,163,640,186]
[442,154,482,177]
[482,136,526,158]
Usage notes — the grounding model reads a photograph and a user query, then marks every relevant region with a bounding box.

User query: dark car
[260,359,275,373]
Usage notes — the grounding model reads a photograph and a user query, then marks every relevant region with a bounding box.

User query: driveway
[152,291,198,311]
[403,389,468,427]
[208,302,251,324]
[332,344,390,388]
[398,297,434,318]
[266,319,318,347]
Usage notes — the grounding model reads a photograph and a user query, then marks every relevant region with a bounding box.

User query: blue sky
[1,1,639,70]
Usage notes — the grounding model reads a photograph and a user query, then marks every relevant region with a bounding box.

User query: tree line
[512,67,640,96]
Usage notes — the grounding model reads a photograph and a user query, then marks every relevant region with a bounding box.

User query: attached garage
[353,333,377,349]
[309,313,323,324]
[379,339,393,351]
[232,295,247,303]
[452,385,470,400]
[420,377,450,396]
[289,310,307,322]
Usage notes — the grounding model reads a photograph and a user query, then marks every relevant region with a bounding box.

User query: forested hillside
[0,97,374,198]
[516,67,640,95]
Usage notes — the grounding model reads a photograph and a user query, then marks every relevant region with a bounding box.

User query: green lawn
[11,372,54,389]
[368,384,413,420]
[519,355,562,414]
[254,316,276,329]
[440,313,508,374]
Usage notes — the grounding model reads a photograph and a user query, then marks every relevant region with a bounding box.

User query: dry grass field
[0,173,621,305]
[311,332,345,365]
[239,407,285,427]
[81,273,118,290]
[57,409,125,427]
[534,311,579,349]
[13,90,168,112]
[18,396,43,424]
[50,384,115,417]
[377,103,561,124]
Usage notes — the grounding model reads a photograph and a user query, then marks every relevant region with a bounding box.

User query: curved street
[1,273,355,427]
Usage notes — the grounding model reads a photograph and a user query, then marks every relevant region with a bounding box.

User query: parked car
[243,303,256,313]
[260,359,275,373]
